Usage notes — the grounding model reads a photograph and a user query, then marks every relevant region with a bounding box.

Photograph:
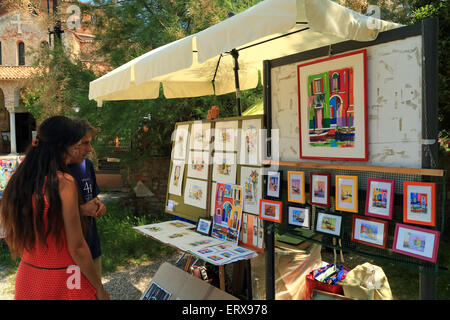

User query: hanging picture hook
[328,44,333,57]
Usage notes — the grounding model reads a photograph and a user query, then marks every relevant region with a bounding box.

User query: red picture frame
[259,199,283,223]
[309,172,330,207]
[392,223,440,263]
[351,215,388,249]
[403,181,436,227]
[297,49,368,161]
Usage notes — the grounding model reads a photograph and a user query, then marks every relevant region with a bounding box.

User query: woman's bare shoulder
[57,171,76,187]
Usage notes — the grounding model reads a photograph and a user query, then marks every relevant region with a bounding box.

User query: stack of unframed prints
[133,220,257,266]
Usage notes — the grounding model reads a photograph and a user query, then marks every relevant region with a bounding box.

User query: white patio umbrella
[89,0,401,112]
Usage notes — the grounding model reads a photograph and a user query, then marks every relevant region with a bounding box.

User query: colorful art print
[212,152,237,184]
[365,178,394,220]
[315,212,342,237]
[240,166,263,215]
[141,282,172,300]
[259,199,282,223]
[309,172,330,207]
[392,223,440,263]
[351,215,388,249]
[168,160,185,196]
[168,232,189,239]
[287,205,311,229]
[239,213,264,253]
[195,218,212,236]
[240,118,262,165]
[265,170,282,200]
[297,49,368,161]
[144,226,162,232]
[172,124,189,160]
[187,151,210,180]
[403,182,436,227]
[197,247,218,255]
[188,239,214,247]
[212,183,243,244]
[190,121,211,150]
[287,171,305,204]
[184,178,207,209]
[335,175,358,213]
[169,221,191,228]
[214,120,239,152]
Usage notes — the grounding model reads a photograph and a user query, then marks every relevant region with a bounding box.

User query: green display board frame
[164,115,264,223]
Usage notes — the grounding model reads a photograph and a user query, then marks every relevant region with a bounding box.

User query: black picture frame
[264,170,283,200]
[195,217,212,236]
[287,204,312,229]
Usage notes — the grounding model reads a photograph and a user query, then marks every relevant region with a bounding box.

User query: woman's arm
[58,172,109,300]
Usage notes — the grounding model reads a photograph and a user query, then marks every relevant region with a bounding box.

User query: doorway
[15,112,36,153]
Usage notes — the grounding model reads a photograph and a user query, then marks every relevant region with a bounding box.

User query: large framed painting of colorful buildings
[297,49,368,161]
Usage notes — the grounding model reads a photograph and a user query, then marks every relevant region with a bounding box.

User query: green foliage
[95,199,176,273]
[408,0,450,138]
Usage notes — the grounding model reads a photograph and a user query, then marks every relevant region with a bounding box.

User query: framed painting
[239,213,264,253]
[190,121,211,151]
[168,160,185,196]
[195,217,212,236]
[351,215,388,249]
[365,178,394,220]
[214,120,239,152]
[403,181,436,227]
[310,172,330,207]
[335,175,358,213]
[259,199,282,223]
[187,150,210,180]
[240,166,263,215]
[172,124,189,160]
[392,223,440,263]
[212,152,237,184]
[184,178,208,209]
[315,211,342,237]
[264,170,282,200]
[287,171,305,204]
[287,204,311,229]
[240,118,262,165]
[297,49,368,161]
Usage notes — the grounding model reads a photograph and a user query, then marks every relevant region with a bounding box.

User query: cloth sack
[339,262,393,300]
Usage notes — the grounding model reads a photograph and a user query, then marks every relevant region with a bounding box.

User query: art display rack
[263,160,447,276]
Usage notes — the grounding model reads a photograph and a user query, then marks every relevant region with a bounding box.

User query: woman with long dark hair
[0,116,109,300]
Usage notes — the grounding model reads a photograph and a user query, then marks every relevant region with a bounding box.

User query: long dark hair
[0,116,86,258]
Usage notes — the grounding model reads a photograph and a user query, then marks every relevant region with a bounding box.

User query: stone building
[0,0,100,154]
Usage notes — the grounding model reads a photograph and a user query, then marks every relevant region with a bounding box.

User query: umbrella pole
[231,49,242,116]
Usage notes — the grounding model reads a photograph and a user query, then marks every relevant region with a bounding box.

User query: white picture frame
[240,166,263,215]
[190,121,211,151]
[214,120,239,152]
[172,124,189,160]
[184,178,208,209]
[240,118,262,165]
[168,160,185,196]
[187,150,210,180]
[212,152,237,184]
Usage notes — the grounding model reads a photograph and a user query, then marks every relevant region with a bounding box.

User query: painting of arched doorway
[329,94,342,127]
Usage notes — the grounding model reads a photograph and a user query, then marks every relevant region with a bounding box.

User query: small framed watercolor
[315,211,342,237]
[195,218,212,236]
[287,171,305,204]
[335,175,358,213]
[392,223,440,263]
[310,172,330,207]
[259,199,283,223]
[265,170,282,200]
[351,215,388,249]
[365,178,394,220]
[287,205,311,229]
[403,181,436,227]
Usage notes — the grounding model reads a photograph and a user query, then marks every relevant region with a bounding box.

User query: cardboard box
[141,262,238,300]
